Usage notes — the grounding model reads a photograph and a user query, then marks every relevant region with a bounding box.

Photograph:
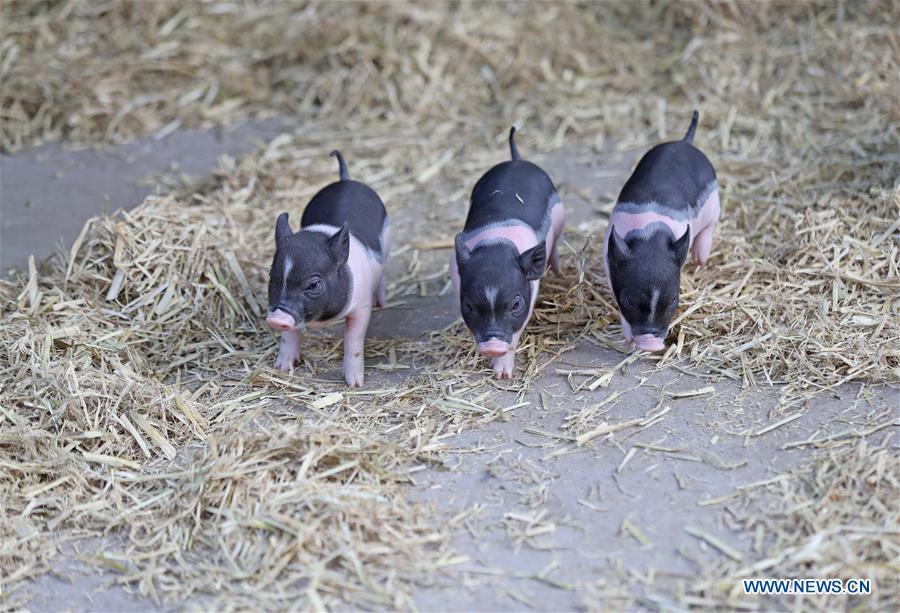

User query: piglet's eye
[305,279,323,295]
[462,301,473,314]
[510,296,525,314]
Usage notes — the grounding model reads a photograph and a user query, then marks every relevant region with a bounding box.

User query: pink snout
[477,338,510,358]
[633,333,665,352]
[266,309,296,331]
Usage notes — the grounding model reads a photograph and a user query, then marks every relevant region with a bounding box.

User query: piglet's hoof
[274,351,299,372]
[491,354,516,380]
[344,367,365,388]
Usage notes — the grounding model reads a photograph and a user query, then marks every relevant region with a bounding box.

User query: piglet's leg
[491,331,522,379]
[692,223,715,265]
[375,276,387,308]
[549,242,562,275]
[275,330,301,372]
[549,202,566,275]
[620,316,634,344]
[377,224,391,308]
[342,308,371,387]
[692,189,720,266]
[491,352,516,380]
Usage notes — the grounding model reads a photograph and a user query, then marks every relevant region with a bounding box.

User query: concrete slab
[0,117,292,276]
[409,346,894,610]
[11,540,164,613]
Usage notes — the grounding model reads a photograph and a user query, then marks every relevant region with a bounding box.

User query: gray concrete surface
[410,350,893,610]
[11,540,156,613]
[0,117,291,276]
[4,129,897,611]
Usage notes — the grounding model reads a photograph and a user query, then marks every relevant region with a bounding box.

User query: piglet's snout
[477,338,510,358]
[633,333,665,352]
[266,309,296,331]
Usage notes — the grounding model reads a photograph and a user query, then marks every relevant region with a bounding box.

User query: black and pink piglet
[266,151,390,387]
[603,111,720,351]
[451,128,565,379]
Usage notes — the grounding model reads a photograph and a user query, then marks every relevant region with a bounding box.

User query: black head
[455,235,546,347]
[607,223,690,340]
[266,213,351,328]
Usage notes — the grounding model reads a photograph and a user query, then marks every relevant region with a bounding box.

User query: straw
[689,435,899,610]
[2,1,898,609]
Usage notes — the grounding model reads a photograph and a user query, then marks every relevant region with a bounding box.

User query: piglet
[603,111,720,352]
[266,151,390,387]
[451,127,565,379]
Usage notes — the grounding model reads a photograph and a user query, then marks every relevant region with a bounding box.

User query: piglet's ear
[275,213,292,244]
[608,225,630,261]
[671,225,690,266]
[518,241,547,281]
[328,222,350,265]
[455,233,471,269]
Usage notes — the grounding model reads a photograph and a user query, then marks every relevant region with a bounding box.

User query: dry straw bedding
[1,0,898,609]
[687,431,899,611]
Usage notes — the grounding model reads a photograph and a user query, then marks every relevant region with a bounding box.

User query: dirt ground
[2,126,897,610]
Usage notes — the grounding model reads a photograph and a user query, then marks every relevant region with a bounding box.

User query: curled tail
[509,126,521,161]
[330,150,349,181]
[682,110,699,143]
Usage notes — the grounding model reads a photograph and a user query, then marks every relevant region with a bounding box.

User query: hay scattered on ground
[1,0,899,608]
[0,192,461,606]
[690,425,899,611]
